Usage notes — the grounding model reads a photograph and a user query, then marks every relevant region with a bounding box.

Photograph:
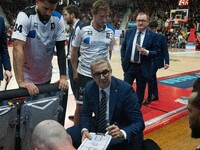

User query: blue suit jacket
[154,33,169,69]
[121,27,159,78]
[80,76,145,142]
[0,17,11,80]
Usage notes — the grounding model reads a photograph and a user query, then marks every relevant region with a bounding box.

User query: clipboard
[78,132,112,150]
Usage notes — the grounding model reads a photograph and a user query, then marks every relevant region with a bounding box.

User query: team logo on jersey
[34,23,38,28]
[51,23,55,30]
[83,37,90,44]
[106,33,112,39]
[87,31,93,35]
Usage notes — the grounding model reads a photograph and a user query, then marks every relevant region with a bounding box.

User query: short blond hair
[91,0,110,15]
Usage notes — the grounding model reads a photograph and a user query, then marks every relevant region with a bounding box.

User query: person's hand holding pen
[105,123,124,140]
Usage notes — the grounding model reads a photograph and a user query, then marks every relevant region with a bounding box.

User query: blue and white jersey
[12,5,66,84]
[72,22,115,77]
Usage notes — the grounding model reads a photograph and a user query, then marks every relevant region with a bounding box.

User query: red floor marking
[143,106,188,135]
[132,71,196,133]
[142,84,189,113]
[141,106,166,121]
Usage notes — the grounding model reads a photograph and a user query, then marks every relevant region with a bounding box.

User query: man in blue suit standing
[67,56,145,150]
[0,16,12,87]
[143,21,169,105]
[121,12,159,106]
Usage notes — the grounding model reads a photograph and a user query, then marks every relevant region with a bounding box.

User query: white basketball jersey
[72,22,115,77]
[12,6,66,84]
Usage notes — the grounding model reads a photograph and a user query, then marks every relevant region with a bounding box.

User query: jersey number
[14,23,23,33]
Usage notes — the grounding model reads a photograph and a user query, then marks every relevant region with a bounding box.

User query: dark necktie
[97,90,107,133]
[134,32,141,62]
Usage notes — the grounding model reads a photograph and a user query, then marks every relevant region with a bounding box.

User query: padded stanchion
[0,83,60,100]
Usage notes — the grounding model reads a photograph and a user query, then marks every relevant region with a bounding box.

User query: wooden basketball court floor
[3,44,200,149]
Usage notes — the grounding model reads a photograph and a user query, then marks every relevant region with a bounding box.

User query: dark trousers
[124,64,146,106]
[147,63,158,99]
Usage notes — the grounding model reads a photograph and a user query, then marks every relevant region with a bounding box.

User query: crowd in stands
[0,0,28,26]
[0,0,30,46]
[127,0,200,49]
[1,0,200,49]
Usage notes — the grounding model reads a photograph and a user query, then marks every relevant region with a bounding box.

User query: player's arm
[109,31,115,60]
[109,49,112,59]
[13,39,39,95]
[56,40,68,90]
[13,39,26,85]
[70,46,79,81]
[70,25,81,81]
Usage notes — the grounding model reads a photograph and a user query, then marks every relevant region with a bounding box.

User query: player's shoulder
[52,10,62,20]
[106,23,115,33]
[79,22,91,30]
[21,5,36,17]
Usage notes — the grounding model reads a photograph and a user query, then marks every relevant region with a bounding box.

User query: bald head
[32,120,75,150]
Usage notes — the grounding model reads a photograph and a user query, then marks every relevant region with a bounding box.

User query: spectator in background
[144,21,169,105]
[120,30,124,45]
[63,5,81,125]
[32,120,76,150]
[0,16,12,87]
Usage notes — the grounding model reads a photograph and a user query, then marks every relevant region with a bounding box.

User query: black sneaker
[152,97,159,101]
[143,99,151,105]
[68,115,74,120]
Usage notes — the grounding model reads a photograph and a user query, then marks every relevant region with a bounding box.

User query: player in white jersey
[73,22,114,77]
[63,5,82,125]
[12,0,68,96]
[70,0,115,124]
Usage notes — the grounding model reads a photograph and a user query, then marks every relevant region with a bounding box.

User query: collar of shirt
[99,85,111,99]
[136,29,146,35]
[72,19,80,29]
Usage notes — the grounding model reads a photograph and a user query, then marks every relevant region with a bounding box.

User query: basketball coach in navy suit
[121,12,159,106]
[0,16,12,86]
[144,21,169,104]
[67,56,145,150]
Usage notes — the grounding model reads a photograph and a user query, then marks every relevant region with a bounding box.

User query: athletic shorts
[75,73,93,104]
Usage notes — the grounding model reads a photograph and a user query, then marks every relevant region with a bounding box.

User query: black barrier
[0,83,68,150]
[0,83,62,100]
